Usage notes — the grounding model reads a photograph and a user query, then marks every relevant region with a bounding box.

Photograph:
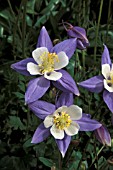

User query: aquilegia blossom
[28,92,102,157]
[95,125,111,146]
[11,26,79,104]
[63,22,89,50]
[79,45,113,113]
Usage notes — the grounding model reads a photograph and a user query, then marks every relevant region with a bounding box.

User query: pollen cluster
[106,71,113,85]
[53,112,72,130]
[39,52,59,74]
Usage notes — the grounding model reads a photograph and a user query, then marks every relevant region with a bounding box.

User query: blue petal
[25,77,50,104]
[56,135,71,157]
[77,39,89,50]
[28,100,55,119]
[31,123,50,143]
[11,58,36,76]
[56,92,73,108]
[51,38,77,59]
[103,90,113,113]
[76,114,102,131]
[68,26,89,43]
[101,45,112,66]
[79,75,104,93]
[53,69,80,96]
[36,26,53,51]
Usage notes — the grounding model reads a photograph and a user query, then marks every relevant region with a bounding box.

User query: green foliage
[9,116,26,130]
[0,0,113,169]
[39,157,54,168]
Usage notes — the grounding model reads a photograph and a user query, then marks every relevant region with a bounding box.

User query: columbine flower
[27,47,69,81]
[79,45,113,113]
[11,26,79,104]
[95,125,111,146]
[44,105,82,140]
[29,92,102,157]
[63,22,89,50]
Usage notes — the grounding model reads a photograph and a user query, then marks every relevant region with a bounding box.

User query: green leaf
[39,157,54,168]
[13,92,24,99]
[0,26,4,38]
[94,93,100,101]
[34,13,50,27]
[66,57,75,77]
[33,143,46,157]
[9,116,26,130]
[0,9,11,20]
[26,15,32,27]
[26,0,37,14]
[41,0,60,14]
[23,138,33,148]
[18,82,25,92]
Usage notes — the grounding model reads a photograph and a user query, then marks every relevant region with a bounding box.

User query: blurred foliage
[0,0,113,169]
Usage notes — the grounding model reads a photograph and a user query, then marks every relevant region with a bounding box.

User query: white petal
[65,121,80,136]
[53,106,68,116]
[66,105,82,120]
[112,64,113,70]
[27,62,42,75]
[102,64,110,79]
[32,47,48,64]
[50,124,64,139]
[43,115,53,128]
[54,51,69,70]
[104,79,113,92]
[44,71,62,81]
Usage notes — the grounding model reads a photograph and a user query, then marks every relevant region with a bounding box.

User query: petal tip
[61,151,65,158]
[31,140,34,144]
[31,139,37,144]
[76,93,80,96]
[42,26,46,29]
[11,64,13,69]
[24,102,27,106]
[107,142,111,147]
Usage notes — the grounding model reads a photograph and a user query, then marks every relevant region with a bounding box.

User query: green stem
[82,50,85,69]
[22,0,27,59]
[13,0,23,60]
[7,0,15,17]
[89,145,104,169]
[75,51,81,70]
[94,137,99,170]
[78,0,82,26]
[27,109,31,128]
[87,0,90,27]
[82,0,85,27]
[77,133,93,170]
[64,146,75,166]
[92,100,104,119]
[94,0,104,61]
[58,151,62,170]
[105,0,111,43]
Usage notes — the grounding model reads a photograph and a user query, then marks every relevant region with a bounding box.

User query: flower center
[106,71,113,85]
[53,112,72,130]
[38,52,59,74]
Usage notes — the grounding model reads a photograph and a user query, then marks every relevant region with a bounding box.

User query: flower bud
[63,22,89,50]
[94,125,111,146]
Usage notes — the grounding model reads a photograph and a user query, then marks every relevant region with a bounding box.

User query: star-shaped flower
[79,45,113,113]
[11,26,79,104]
[29,92,102,157]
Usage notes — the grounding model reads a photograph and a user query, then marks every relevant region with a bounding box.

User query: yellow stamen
[53,111,72,130]
[38,52,59,74]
